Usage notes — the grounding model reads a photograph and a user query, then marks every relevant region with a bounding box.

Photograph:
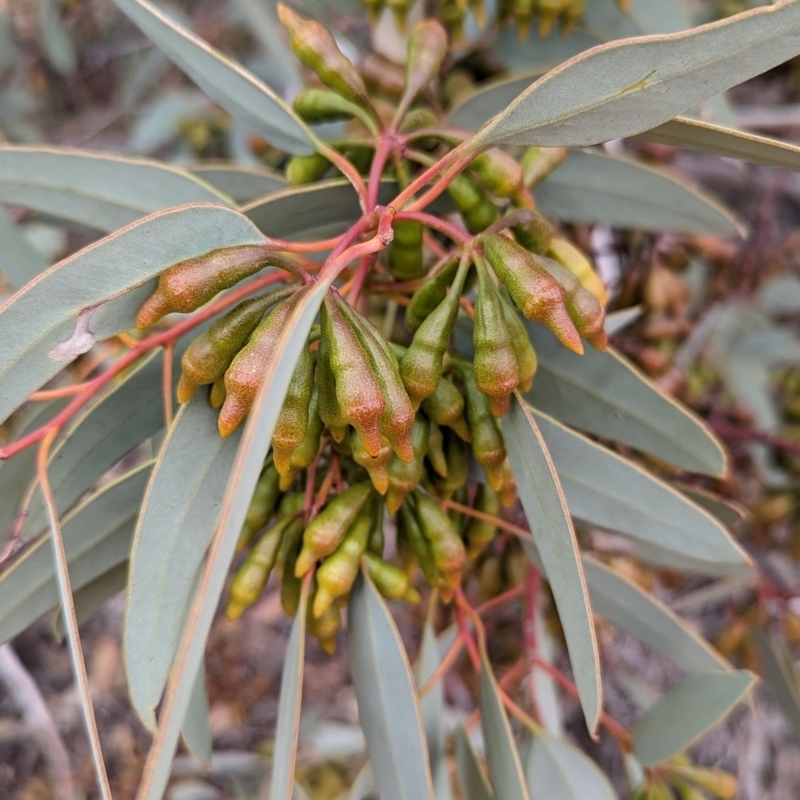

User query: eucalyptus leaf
[633,671,755,765]
[504,395,601,735]
[112,0,317,155]
[525,731,618,800]
[124,397,241,730]
[189,161,286,204]
[752,629,800,741]
[0,146,232,232]
[476,3,800,147]
[535,150,738,235]
[0,204,48,287]
[604,306,642,336]
[454,725,495,800]
[269,586,308,800]
[0,463,151,645]
[478,649,530,800]
[63,562,129,631]
[182,665,213,766]
[525,323,728,476]
[582,0,687,40]
[0,204,266,427]
[349,571,435,800]
[533,408,749,567]
[37,0,77,75]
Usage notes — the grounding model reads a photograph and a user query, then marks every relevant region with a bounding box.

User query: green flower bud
[448,484,468,531]
[500,296,537,393]
[363,0,386,22]
[237,461,281,551]
[286,153,330,185]
[316,330,349,444]
[282,384,324,489]
[521,146,567,188]
[227,516,289,620]
[364,551,421,603]
[437,0,464,41]
[473,259,519,417]
[398,496,443,587]
[548,236,608,306]
[427,420,448,479]
[403,19,448,106]
[645,782,676,800]
[511,208,552,255]
[386,414,429,514]
[368,499,386,555]
[272,342,314,475]
[671,766,737,799]
[470,149,524,200]
[295,481,373,576]
[321,295,385,457]
[209,376,227,409]
[279,520,305,617]
[400,259,469,407]
[447,175,498,234]
[414,489,466,590]
[537,0,563,36]
[405,258,459,332]
[178,288,294,403]
[482,234,582,354]
[278,5,370,107]
[218,288,309,437]
[293,88,363,123]
[351,429,393,495]
[312,505,371,618]
[398,107,439,135]
[388,0,414,29]
[388,220,425,281]
[561,0,585,35]
[511,0,535,39]
[433,430,468,499]
[421,377,471,442]
[465,483,499,558]
[137,246,301,329]
[307,596,341,654]
[460,364,506,490]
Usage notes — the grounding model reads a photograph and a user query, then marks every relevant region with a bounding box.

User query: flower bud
[500,296,537,393]
[537,0,563,36]
[427,420,448,479]
[368,499,385,554]
[470,149,524,200]
[307,597,341,654]
[405,258,460,332]
[293,88,363,123]
[218,289,309,436]
[473,259,519,417]
[433,430,468,499]
[398,107,439,135]
[437,0,465,41]
[351,429,393,495]
[400,260,469,407]
[295,481,373,576]
[521,146,567,188]
[482,234,582,354]
[137,246,300,329]
[286,153,330,185]
[227,517,288,620]
[447,175,498,234]
[237,461,281,551]
[497,457,518,508]
[461,364,506,490]
[421,377,471,442]
[561,0,585,35]
[414,489,465,589]
[671,766,737,799]
[281,384,324,487]
[388,220,424,281]
[272,342,314,475]
[386,413,429,514]
[316,330,349,443]
[398,496,443,587]
[388,0,414,29]
[209,377,226,409]
[548,236,608,306]
[178,289,294,403]
[511,0,535,39]
[511,208,552,255]
[403,19,448,106]
[321,295,385,457]
[277,5,370,107]
[465,483,499,557]
[364,551,421,603]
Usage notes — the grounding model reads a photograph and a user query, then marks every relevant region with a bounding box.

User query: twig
[162,343,174,429]
[710,422,800,455]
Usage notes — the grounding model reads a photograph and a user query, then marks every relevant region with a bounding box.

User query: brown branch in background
[710,422,800,456]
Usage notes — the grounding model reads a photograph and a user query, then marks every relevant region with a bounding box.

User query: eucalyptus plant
[5,1,800,799]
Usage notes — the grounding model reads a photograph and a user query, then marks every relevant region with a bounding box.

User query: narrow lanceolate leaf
[525,732,618,800]
[0,146,231,233]
[64,562,129,631]
[0,203,48,286]
[454,725,496,800]
[752,630,800,741]
[135,272,334,800]
[525,324,728,477]
[490,26,602,72]
[535,151,738,235]
[633,671,755,765]
[189,161,286,204]
[269,583,309,800]
[0,463,151,646]
[503,395,601,735]
[582,0,687,40]
[582,556,729,674]
[631,117,800,172]
[533,409,749,568]
[476,2,800,148]
[349,572,436,800]
[0,204,266,426]
[124,397,241,730]
[182,665,212,765]
[112,0,317,155]
[478,649,530,800]
[604,307,642,337]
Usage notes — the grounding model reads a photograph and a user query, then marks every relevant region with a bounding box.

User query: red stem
[395,210,472,244]
[391,141,474,210]
[367,135,396,211]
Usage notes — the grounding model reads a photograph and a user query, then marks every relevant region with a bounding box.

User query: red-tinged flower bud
[497,457,518,508]
[321,295,386,458]
[460,364,506,490]
[470,149,524,200]
[520,146,567,188]
[295,481,373,577]
[403,19,448,107]
[218,289,309,436]
[421,377,471,442]
[178,288,294,403]
[287,384,324,472]
[351,429,393,495]
[136,246,301,329]
[386,414,429,514]
[481,234,583,355]
[272,342,314,475]
[473,259,519,417]
[316,331,349,443]
[277,5,370,108]
[500,296,537,393]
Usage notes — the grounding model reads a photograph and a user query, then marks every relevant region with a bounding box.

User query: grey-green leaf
[526,732,618,800]
[0,146,232,232]
[478,649,530,800]
[752,629,800,742]
[182,665,213,766]
[535,150,738,235]
[0,463,151,646]
[349,571,435,800]
[0,204,48,286]
[503,395,601,735]
[124,397,241,730]
[189,161,286,204]
[0,203,266,426]
[532,408,749,568]
[633,671,755,765]
[269,587,308,800]
[525,324,728,476]
[476,3,800,148]
[112,0,317,155]
[454,725,495,800]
